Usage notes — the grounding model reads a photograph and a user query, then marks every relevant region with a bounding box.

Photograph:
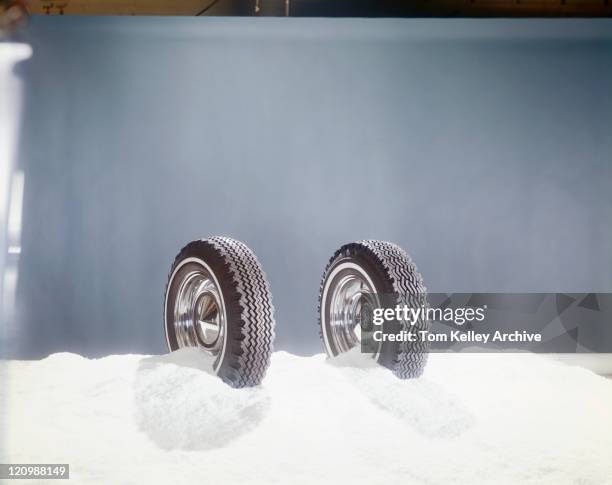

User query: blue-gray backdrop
[5,17,612,358]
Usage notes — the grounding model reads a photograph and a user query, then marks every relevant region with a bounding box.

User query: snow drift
[1,349,611,484]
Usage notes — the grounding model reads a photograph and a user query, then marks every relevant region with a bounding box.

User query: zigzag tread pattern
[357,240,430,379]
[164,237,275,388]
[318,240,430,379]
[209,237,275,387]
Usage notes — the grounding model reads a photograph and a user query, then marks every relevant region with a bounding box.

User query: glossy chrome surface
[325,262,379,354]
[173,267,226,356]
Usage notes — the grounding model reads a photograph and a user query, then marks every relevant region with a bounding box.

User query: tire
[318,240,429,378]
[164,236,275,388]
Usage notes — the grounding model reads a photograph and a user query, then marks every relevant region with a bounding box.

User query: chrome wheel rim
[322,262,380,355]
[173,265,226,357]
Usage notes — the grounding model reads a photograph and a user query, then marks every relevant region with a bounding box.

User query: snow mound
[1,350,612,484]
[328,348,474,438]
[134,348,269,450]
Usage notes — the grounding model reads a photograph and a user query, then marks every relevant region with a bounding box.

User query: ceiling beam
[20,0,612,17]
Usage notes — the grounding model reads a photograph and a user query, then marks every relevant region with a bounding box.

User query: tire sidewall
[164,241,239,376]
[321,246,401,368]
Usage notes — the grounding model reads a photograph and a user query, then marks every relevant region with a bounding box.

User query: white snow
[1,349,611,485]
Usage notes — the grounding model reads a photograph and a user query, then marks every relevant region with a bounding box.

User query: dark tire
[164,237,275,388]
[319,240,429,379]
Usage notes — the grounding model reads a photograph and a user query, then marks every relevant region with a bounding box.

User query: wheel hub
[326,263,380,354]
[174,269,226,354]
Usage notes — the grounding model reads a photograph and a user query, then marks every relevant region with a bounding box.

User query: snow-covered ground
[1,349,611,485]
